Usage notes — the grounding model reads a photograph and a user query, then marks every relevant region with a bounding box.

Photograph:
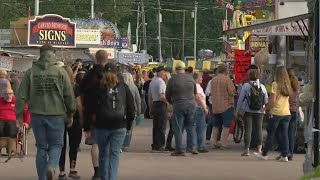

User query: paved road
[0,119,304,180]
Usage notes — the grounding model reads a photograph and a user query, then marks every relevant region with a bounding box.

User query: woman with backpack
[236,69,268,156]
[93,63,135,180]
[254,66,292,162]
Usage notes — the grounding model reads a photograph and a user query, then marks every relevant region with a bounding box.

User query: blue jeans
[122,127,133,148]
[288,112,297,156]
[194,106,207,150]
[263,115,290,157]
[30,114,65,180]
[206,104,214,140]
[96,128,126,180]
[172,106,196,153]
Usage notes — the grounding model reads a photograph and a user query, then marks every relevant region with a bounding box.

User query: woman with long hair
[122,72,141,151]
[275,68,299,161]
[93,63,135,180]
[254,66,292,162]
[58,66,84,180]
[236,69,268,156]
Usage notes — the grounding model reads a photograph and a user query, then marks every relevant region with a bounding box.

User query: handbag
[135,115,143,126]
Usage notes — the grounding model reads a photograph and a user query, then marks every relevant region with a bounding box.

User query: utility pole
[141,0,147,51]
[91,0,94,18]
[35,0,39,16]
[182,10,185,60]
[158,0,162,62]
[136,4,140,51]
[194,2,198,62]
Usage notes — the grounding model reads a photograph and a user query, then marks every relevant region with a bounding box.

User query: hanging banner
[118,52,148,64]
[249,36,268,49]
[233,0,275,9]
[28,14,76,47]
[252,21,309,36]
[88,48,115,59]
[76,29,100,45]
[0,56,13,71]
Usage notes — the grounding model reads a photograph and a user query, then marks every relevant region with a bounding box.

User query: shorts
[0,120,17,138]
[85,126,96,145]
[213,107,234,128]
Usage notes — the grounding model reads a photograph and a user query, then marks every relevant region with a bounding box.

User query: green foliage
[0,0,225,60]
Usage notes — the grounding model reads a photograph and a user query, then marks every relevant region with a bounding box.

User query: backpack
[96,84,126,121]
[247,82,265,110]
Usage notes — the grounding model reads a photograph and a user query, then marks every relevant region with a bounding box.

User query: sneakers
[186,149,199,155]
[47,169,55,180]
[241,151,250,156]
[58,174,67,180]
[122,147,129,152]
[151,148,169,153]
[165,146,175,152]
[278,156,289,162]
[68,171,80,179]
[171,152,186,156]
[198,149,209,153]
[253,152,268,160]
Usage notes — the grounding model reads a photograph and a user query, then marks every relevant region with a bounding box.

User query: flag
[217,0,223,7]
[27,6,30,17]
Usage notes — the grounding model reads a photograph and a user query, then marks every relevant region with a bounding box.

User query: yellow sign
[202,61,211,70]
[187,60,196,69]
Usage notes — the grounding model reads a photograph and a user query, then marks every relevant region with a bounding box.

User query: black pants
[166,119,174,147]
[0,120,17,138]
[151,101,168,150]
[144,95,151,118]
[59,119,82,171]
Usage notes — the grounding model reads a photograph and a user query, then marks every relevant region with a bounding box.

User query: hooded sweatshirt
[15,51,75,118]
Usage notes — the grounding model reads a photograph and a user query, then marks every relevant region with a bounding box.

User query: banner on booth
[0,56,13,71]
[76,29,100,45]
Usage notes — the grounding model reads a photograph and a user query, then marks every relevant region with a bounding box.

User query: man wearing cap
[148,66,168,153]
[166,61,198,156]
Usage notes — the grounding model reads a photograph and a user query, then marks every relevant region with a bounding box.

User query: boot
[220,127,230,149]
[211,127,221,148]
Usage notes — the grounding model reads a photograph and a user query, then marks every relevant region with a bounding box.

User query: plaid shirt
[211,74,235,114]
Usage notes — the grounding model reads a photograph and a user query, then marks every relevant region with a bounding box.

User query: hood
[34,51,57,70]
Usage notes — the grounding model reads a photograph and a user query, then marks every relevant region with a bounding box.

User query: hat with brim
[175,61,186,70]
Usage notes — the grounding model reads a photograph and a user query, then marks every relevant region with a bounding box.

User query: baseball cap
[104,63,118,73]
[175,61,186,70]
[156,66,166,72]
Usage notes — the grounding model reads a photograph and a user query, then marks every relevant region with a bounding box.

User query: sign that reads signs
[249,36,268,49]
[28,14,76,47]
[76,29,101,45]
[0,56,13,71]
[88,48,115,59]
[118,53,148,64]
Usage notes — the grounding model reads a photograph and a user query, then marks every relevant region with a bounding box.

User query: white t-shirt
[196,83,206,106]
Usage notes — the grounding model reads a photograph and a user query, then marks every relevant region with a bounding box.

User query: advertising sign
[233,0,275,9]
[0,56,13,71]
[88,48,115,59]
[76,29,100,45]
[249,36,268,49]
[101,38,129,49]
[252,21,309,36]
[118,53,148,64]
[28,14,76,47]
[0,29,10,46]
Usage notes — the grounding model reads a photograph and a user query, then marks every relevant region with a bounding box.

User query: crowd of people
[0,44,301,180]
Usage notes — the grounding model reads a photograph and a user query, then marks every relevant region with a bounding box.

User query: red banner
[233,50,251,84]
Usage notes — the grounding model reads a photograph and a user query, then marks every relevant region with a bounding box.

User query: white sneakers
[253,152,268,160]
[278,156,289,162]
[254,152,289,162]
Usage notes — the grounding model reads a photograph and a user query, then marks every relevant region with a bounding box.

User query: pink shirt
[196,83,206,107]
